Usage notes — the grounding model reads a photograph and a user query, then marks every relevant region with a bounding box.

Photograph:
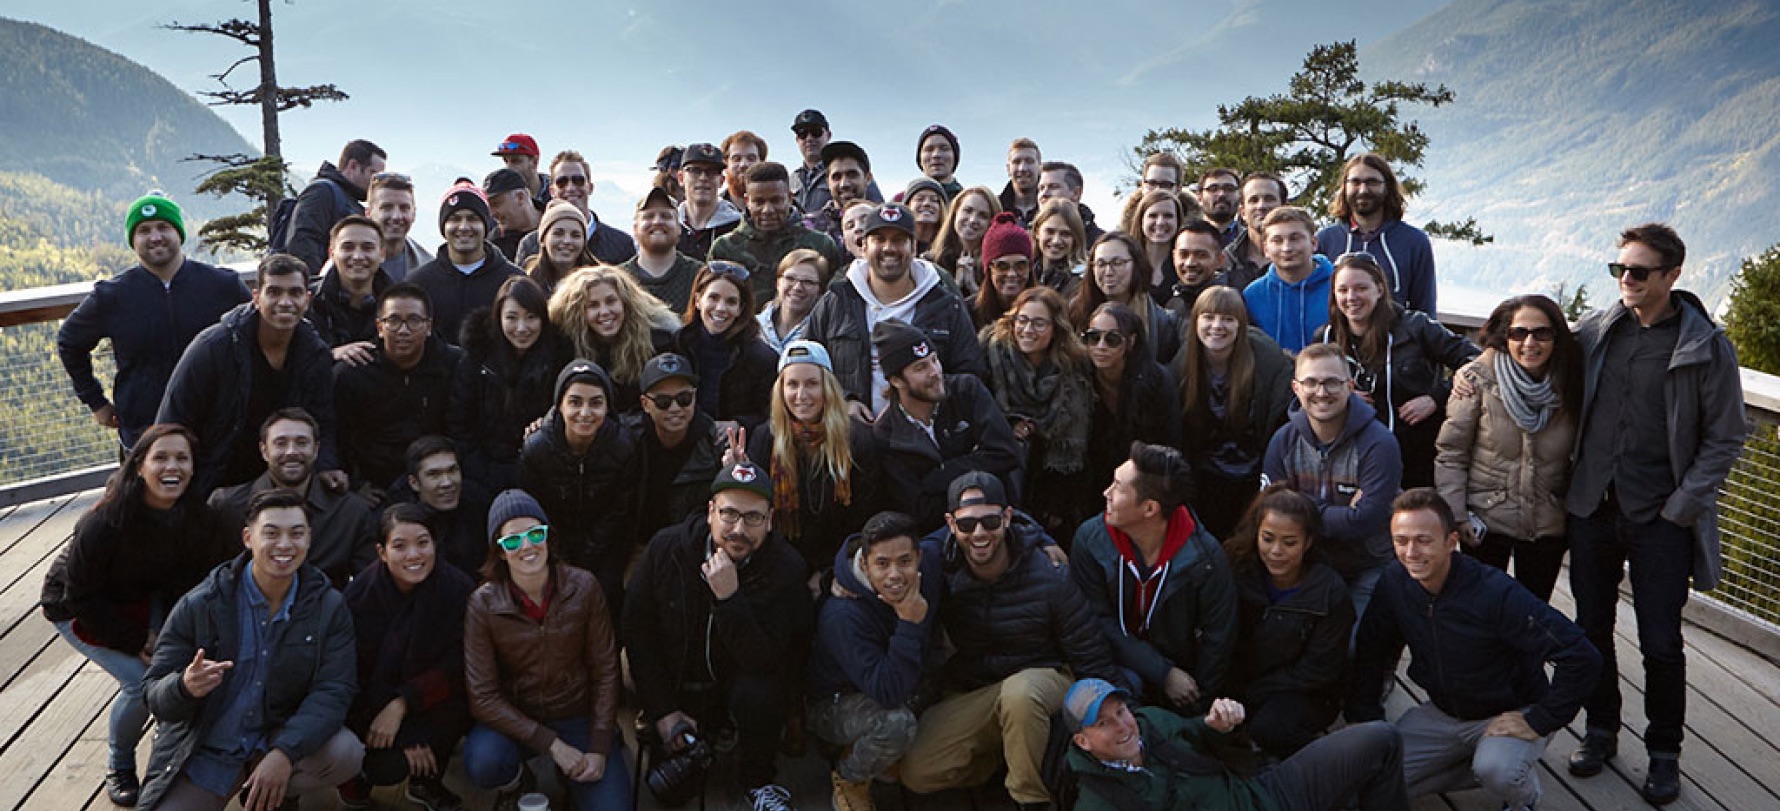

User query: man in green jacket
[709,161,846,304]
[1064,678,1407,811]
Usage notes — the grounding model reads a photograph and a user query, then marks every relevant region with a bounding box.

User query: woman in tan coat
[462,489,630,809]
[1435,295,1582,600]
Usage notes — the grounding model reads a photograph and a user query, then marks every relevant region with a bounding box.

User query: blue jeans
[1568,506,1692,754]
[53,619,148,772]
[463,718,632,811]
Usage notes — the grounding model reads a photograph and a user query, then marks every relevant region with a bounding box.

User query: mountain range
[1366,0,1780,309]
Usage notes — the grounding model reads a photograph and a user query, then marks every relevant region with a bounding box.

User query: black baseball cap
[860,203,916,238]
[792,109,829,135]
[483,168,529,197]
[639,353,698,392]
[682,143,724,168]
[947,471,1008,512]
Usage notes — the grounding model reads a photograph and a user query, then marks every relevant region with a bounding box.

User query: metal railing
[1,272,1777,652]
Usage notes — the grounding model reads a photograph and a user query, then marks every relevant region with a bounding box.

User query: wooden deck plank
[24,704,105,810]
[0,661,112,810]
[0,642,84,754]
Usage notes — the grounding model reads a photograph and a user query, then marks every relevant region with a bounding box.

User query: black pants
[361,743,452,787]
[679,673,786,790]
[1464,531,1566,602]
[1257,720,1409,811]
[1245,692,1338,759]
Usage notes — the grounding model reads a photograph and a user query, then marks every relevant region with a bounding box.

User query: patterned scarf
[1493,350,1562,433]
[770,421,852,540]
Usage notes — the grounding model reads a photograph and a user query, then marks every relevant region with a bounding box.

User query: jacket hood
[680,199,743,231]
[844,256,942,307]
[832,535,875,596]
[1260,253,1334,291]
[1598,289,1723,370]
[1285,391,1380,447]
[316,161,367,201]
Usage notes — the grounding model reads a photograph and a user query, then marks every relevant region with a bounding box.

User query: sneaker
[336,776,372,810]
[406,774,464,811]
[104,769,140,807]
[830,770,874,811]
[747,783,794,811]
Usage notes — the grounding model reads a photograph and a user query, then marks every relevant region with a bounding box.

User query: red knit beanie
[980,211,1033,262]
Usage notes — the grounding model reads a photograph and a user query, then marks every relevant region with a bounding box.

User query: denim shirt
[184,568,292,796]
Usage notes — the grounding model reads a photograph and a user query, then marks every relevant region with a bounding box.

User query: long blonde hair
[548,266,678,386]
[768,364,856,533]
[929,186,1001,273]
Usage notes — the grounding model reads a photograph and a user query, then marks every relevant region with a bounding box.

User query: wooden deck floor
[2,491,1778,810]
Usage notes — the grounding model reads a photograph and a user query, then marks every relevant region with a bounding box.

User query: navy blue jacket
[1315,219,1437,315]
[156,303,340,496]
[808,535,945,707]
[1262,394,1402,577]
[1347,553,1600,736]
[56,260,249,447]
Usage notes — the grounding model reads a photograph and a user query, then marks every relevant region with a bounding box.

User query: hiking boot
[830,770,874,811]
[104,769,140,807]
[1642,756,1681,806]
[1567,733,1616,777]
[406,774,464,811]
[747,783,795,811]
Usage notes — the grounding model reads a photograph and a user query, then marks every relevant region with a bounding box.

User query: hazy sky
[8,0,1447,222]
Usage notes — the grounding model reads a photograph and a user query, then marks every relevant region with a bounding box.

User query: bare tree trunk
[258,0,283,211]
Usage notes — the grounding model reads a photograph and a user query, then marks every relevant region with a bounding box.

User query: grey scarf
[985,339,1092,473]
[1493,350,1561,433]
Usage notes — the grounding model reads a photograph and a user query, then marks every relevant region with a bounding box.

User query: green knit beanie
[124,193,186,244]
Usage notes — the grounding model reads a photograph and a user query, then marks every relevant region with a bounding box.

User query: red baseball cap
[492,134,539,158]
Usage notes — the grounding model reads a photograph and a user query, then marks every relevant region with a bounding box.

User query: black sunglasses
[1608,262,1671,282]
[646,390,697,410]
[953,513,1004,534]
[1506,326,1557,343]
[1081,329,1126,348]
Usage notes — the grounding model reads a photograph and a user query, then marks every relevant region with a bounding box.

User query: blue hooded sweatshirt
[1243,254,1334,353]
[807,535,945,707]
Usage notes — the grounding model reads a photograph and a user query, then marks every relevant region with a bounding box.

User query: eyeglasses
[780,275,822,290]
[1013,314,1052,331]
[707,261,750,282]
[1082,329,1126,348]
[1607,262,1671,282]
[1506,326,1557,343]
[794,129,826,140]
[1200,182,1239,194]
[1092,257,1133,272]
[1334,251,1383,272]
[990,258,1031,275]
[377,315,432,333]
[495,524,549,552]
[553,175,590,188]
[1141,178,1179,191]
[716,507,769,527]
[646,390,697,410]
[1294,376,1350,394]
[497,142,529,154]
[682,165,722,179]
[952,513,1004,533]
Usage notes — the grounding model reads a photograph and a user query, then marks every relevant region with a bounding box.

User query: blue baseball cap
[1063,678,1132,732]
[778,340,833,374]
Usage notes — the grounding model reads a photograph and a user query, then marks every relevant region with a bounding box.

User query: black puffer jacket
[923,517,1116,693]
[448,307,574,492]
[285,162,366,275]
[1230,560,1352,705]
[623,513,812,721]
[156,303,340,495]
[519,373,639,574]
[305,267,389,349]
[334,336,464,491]
[627,410,727,543]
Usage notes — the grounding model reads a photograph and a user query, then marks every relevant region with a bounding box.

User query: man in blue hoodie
[1348,489,1599,811]
[1316,153,1437,315]
[1243,206,1334,353]
[809,511,945,811]
[1264,343,1402,622]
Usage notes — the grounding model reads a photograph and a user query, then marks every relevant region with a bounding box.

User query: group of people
[43,111,1749,811]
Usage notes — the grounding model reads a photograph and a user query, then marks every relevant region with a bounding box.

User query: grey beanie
[487,488,549,544]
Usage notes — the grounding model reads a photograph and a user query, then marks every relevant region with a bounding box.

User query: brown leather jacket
[464,564,619,754]
[1435,350,1577,542]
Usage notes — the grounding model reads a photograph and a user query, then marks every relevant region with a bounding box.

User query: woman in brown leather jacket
[462,489,631,810]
